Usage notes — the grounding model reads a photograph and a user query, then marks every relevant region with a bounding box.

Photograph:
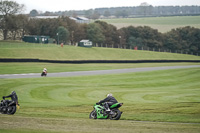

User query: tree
[56,26,70,44]
[87,23,105,44]
[84,9,93,19]
[29,9,39,17]
[5,14,28,40]
[95,20,118,47]
[104,10,111,18]
[164,26,200,54]
[0,0,25,40]
[91,10,100,19]
[139,2,153,16]
[128,36,143,49]
[73,24,87,44]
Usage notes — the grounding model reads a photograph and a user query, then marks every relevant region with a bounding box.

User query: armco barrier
[0,58,200,63]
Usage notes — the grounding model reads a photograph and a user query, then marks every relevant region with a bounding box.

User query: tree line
[30,2,200,19]
[0,0,200,55]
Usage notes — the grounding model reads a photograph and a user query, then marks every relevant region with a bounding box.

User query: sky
[13,0,200,13]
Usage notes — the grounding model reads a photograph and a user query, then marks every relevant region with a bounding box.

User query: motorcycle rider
[43,67,47,74]
[41,67,47,76]
[97,93,118,113]
[2,91,18,106]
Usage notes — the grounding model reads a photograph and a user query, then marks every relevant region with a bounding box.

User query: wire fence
[91,43,200,56]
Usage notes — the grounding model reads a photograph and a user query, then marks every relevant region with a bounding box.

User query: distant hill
[101,16,200,33]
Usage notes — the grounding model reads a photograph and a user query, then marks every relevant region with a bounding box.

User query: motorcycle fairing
[110,103,123,109]
[94,104,108,119]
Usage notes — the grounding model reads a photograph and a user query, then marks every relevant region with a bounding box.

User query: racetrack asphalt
[0,65,200,79]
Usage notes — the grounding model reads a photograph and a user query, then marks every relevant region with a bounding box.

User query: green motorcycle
[89,102,123,120]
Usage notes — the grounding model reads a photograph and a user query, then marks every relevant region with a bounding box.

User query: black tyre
[110,109,121,120]
[7,106,16,115]
[1,106,7,114]
[89,110,97,119]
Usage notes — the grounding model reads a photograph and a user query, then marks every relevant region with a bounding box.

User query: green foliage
[0,0,25,40]
[29,9,39,17]
[128,36,142,48]
[87,23,105,44]
[0,0,24,16]
[164,26,200,54]
[56,26,70,44]
[95,21,118,46]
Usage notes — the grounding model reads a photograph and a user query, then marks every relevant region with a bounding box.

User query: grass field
[0,67,200,132]
[0,62,200,74]
[0,41,200,132]
[102,16,200,33]
[0,41,200,60]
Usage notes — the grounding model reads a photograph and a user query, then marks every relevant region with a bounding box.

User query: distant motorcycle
[89,102,123,120]
[0,95,20,115]
[41,71,47,76]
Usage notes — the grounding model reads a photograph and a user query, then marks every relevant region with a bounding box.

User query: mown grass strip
[0,62,200,74]
[0,67,200,123]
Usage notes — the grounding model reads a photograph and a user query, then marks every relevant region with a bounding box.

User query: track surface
[0,65,200,79]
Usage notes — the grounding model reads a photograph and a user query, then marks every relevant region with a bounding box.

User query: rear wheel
[1,106,7,114]
[89,110,97,119]
[110,109,121,120]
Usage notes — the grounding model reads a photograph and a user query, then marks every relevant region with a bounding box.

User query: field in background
[0,41,200,60]
[0,67,200,132]
[102,16,200,33]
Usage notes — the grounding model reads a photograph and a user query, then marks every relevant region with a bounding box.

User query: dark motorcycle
[0,97,20,115]
[89,102,123,120]
[41,71,47,76]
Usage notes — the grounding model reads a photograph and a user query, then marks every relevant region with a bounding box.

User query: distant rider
[41,67,47,76]
[2,91,19,106]
[43,67,47,73]
[97,93,118,113]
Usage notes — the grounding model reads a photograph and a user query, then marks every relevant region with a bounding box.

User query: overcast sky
[14,0,200,13]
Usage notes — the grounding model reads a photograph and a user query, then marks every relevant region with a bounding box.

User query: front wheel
[89,110,97,119]
[7,105,16,115]
[110,109,121,120]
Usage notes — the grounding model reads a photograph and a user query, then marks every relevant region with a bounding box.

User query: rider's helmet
[107,93,112,97]
[11,91,16,95]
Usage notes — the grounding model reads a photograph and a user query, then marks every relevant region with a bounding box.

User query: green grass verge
[1,41,200,60]
[0,67,199,122]
[102,16,200,33]
[0,62,200,74]
[1,116,200,133]
[0,67,200,132]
